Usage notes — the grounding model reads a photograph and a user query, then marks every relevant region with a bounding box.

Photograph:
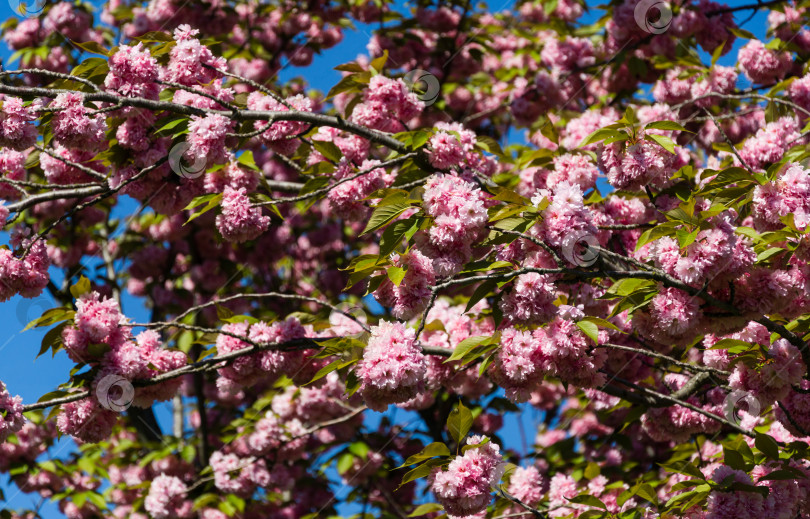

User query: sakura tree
[1,0,810,517]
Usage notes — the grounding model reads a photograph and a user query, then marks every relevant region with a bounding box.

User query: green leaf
[312,140,343,162]
[447,402,473,443]
[361,193,414,235]
[70,276,92,299]
[37,390,69,403]
[579,316,623,333]
[465,280,498,312]
[754,433,780,460]
[584,462,600,479]
[408,503,443,517]
[38,322,67,358]
[399,458,446,487]
[578,128,627,148]
[633,483,658,505]
[635,221,679,251]
[24,307,74,331]
[723,445,746,470]
[645,120,688,132]
[645,133,677,154]
[568,495,607,510]
[445,336,490,363]
[369,50,388,73]
[348,442,370,459]
[476,136,505,157]
[236,150,260,171]
[337,452,354,474]
[379,217,419,258]
[185,193,223,225]
[72,40,109,56]
[576,320,599,343]
[399,442,451,467]
[387,266,406,286]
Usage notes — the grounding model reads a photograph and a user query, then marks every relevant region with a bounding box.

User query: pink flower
[350,76,424,132]
[144,474,193,519]
[737,40,792,84]
[105,43,160,100]
[431,435,502,516]
[0,97,37,151]
[75,292,124,343]
[215,186,270,243]
[541,316,606,388]
[489,328,546,402]
[790,73,810,113]
[163,24,226,86]
[507,466,545,506]
[740,117,801,171]
[246,93,314,155]
[186,113,230,166]
[373,249,436,320]
[428,131,467,170]
[499,273,558,326]
[0,381,24,442]
[705,465,764,519]
[50,93,108,150]
[0,240,50,302]
[356,321,426,411]
[56,398,118,443]
[753,162,810,230]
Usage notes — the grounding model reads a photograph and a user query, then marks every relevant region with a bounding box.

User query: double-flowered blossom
[74,292,124,343]
[498,273,558,326]
[215,317,306,390]
[547,153,598,191]
[752,162,810,230]
[540,316,606,388]
[163,24,226,86]
[209,450,273,496]
[327,159,394,220]
[0,239,50,302]
[246,92,314,155]
[737,40,792,84]
[356,321,426,411]
[50,93,108,150]
[599,137,684,191]
[0,97,37,151]
[104,43,160,100]
[0,381,24,442]
[488,328,545,402]
[144,474,193,519]
[0,150,26,200]
[650,213,755,286]
[373,249,436,320]
[729,338,805,406]
[419,173,488,275]
[535,181,597,250]
[705,465,764,519]
[350,75,423,132]
[633,287,701,344]
[775,381,810,437]
[432,435,503,516]
[507,465,545,506]
[185,113,230,166]
[426,122,477,170]
[56,398,118,444]
[215,186,270,243]
[57,293,188,441]
[789,73,810,113]
[740,117,800,171]
[641,374,724,442]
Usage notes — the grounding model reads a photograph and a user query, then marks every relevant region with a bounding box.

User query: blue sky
[0,0,771,516]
